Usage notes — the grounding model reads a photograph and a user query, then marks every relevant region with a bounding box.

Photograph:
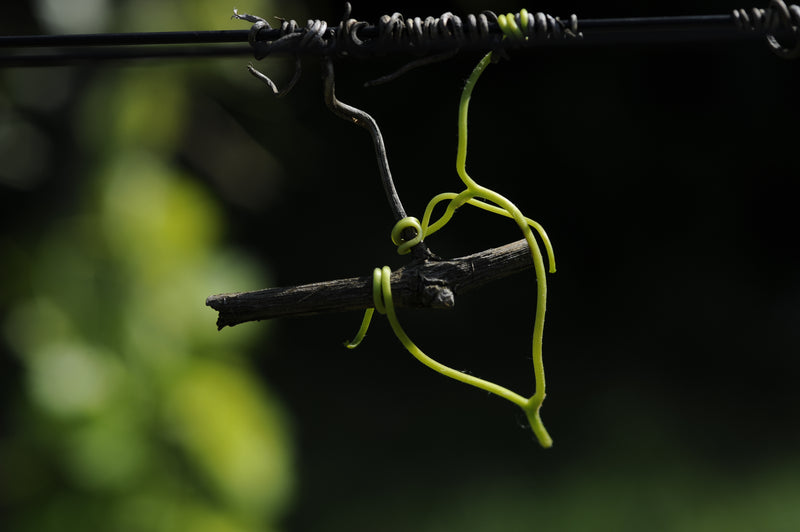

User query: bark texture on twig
[206,238,534,329]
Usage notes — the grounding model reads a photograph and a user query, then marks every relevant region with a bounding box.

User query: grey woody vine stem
[321,57,430,260]
[322,58,406,222]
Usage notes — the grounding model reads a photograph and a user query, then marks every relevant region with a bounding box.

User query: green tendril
[346,46,555,448]
[344,308,374,349]
[391,217,422,255]
[421,192,556,273]
[498,9,531,41]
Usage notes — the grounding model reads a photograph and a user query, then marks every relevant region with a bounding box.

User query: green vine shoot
[347,13,557,447]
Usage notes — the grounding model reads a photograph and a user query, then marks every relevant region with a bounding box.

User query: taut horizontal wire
[0,45,253,67]
[0,29,250,47]
[0,15,733,48]
[0,11,795,67]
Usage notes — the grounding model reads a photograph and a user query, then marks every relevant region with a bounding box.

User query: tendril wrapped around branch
[347,47,556,448]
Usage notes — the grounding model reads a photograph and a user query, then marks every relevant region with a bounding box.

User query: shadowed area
[1,1,799,531]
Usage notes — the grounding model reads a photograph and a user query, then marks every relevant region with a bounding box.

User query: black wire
[0,45,253,67]
[0,30,250,47]
[0,13,793,67]
[581,14,731,30]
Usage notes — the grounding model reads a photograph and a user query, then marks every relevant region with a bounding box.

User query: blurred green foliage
[2,1,293,531]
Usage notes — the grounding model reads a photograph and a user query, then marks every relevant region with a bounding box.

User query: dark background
[2,1,799,531]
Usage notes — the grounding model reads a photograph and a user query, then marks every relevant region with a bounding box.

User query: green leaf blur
[2,2,293,531]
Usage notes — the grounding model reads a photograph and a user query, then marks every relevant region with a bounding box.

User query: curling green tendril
[347,36,555,447]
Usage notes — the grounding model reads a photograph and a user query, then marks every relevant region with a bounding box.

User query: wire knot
[497,10,582,41]
[373,12,483,53]
[733,0,800,58]
[233,9,334,59]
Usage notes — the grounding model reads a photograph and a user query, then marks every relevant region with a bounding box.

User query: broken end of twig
[206,293,240,330]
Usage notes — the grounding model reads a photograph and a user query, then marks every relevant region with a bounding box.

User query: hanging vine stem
[321,56,431,260]
[321,59,405,222]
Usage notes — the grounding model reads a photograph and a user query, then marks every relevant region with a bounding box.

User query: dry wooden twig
[206,237,534,329]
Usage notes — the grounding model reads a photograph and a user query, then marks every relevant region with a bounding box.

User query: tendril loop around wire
[233,0,800,83]
[235,4,581,58]
[235,1,799,98]
[234,4,582,95]
[733,0,800,57]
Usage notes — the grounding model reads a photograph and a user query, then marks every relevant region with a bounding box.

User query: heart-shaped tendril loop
[346,38,556,448]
